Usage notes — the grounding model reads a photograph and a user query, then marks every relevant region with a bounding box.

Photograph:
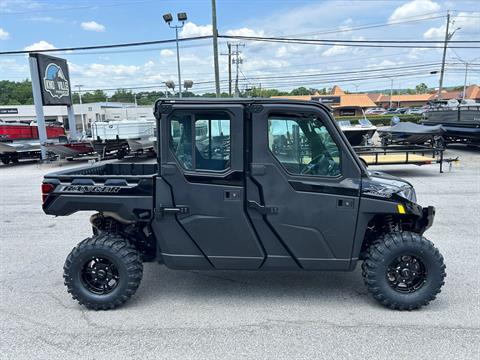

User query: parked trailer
[354,144,458,173]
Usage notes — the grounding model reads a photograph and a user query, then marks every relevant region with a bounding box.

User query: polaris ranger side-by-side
[42,99,446,310]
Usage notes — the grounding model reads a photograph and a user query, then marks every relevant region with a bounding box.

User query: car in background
[405,108,424,115]
[365,108,386,115]
[383,108,401,115]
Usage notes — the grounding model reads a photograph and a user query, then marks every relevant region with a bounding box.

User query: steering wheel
[301,152,340,176]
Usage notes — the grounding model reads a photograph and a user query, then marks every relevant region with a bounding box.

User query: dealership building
[0,102,155,131]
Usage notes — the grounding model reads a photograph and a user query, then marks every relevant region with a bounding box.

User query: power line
[0,35,213,55]
[3,30,480,56]
[241,62,442,81]
[0,0,156,15]
[279,14,446,38]
[219,35,480,49]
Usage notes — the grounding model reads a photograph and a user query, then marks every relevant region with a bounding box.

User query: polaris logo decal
[61,185,122,193]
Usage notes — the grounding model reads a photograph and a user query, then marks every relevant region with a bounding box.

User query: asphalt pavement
[1,146,479,359]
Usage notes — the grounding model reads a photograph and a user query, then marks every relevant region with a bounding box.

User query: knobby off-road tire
[362,231,446,310]
[64,233,143,310]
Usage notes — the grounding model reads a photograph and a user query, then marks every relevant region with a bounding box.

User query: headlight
[397,186,417,203]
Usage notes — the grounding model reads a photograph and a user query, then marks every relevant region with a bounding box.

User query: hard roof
[154,97,332,111]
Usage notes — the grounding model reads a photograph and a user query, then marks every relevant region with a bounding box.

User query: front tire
[63,233,143,310]
[362,231,446,310]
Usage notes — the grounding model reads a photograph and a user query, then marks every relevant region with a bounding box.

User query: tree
[290,87,311,96]
[72,90,108,104]
[0,80,34,105]
[110,89,135,103]
[415,83,428,94]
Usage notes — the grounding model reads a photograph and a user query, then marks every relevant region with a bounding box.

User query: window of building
[268,115,341,177]
[170,112,231,171]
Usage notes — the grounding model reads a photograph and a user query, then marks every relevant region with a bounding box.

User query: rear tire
[63,233,143,310]
[362,231,446,310]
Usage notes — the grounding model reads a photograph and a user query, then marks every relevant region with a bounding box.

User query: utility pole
[231,43,244,97]
[437,13,450,100]
[221,43,232,96]
[437,13,461,100]
[228,43,232,96]
[211,0,221,97]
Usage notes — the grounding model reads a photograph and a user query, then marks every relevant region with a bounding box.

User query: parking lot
[0,146,479,359]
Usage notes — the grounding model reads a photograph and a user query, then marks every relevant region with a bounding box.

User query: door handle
[161,206,189,214]
[247,200,278,215]
[337,199,354,208]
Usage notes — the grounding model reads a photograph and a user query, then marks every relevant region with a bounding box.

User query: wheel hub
[80,257,119,295]
[387,255,426,293]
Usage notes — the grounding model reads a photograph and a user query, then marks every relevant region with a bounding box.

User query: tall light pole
[453,55,480,101]
[437,12,461,100]
[183,80,194,94]
[389,78,394,108]
[163,12,187,98]
[76,84,85,134]
[165,80,175,99]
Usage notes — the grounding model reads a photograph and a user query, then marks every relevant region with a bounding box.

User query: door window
[268,115,341,177]
[170,112,231,171]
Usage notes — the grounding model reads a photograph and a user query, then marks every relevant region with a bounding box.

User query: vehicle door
[157,103,265,270]
[248,103,362,270]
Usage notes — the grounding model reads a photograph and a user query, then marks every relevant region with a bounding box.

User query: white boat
[0,139,42,153]
[336,107,377,146]
[91,118,156,157]
[127,138,155,153]
[44,140,95,158]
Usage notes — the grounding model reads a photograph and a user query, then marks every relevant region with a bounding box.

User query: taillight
[42,183,54,203]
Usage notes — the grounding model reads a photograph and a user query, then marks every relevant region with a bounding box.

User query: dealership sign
[30,53,72,106]
[312,96,341,105]
[0,108,18,114]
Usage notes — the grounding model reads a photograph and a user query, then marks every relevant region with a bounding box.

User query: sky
[0,0,479,95]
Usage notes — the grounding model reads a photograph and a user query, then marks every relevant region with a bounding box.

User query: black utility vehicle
[42,99,445,310]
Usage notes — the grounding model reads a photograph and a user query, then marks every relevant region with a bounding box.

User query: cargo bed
[43,160,157,220]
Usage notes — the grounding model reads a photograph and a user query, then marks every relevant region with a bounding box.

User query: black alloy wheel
[362,231,446,310]
[64,233,143,310]
[80,256,120,295]
[386,255,426,293]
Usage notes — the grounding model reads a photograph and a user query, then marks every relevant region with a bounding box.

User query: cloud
[24,16,63,23]
[0,27,9,40]
[407,47,429,59]
[423,12,480,39]
[225,27,264,37]
[160,49,175,57]
[180,22,212,38]
[389,0,441,22]
[84,63,139,77]
[24,40,56,51]
[144,60,155,69]
[0,58,29,74]
[81,21,106,32]
[423,26,444,39]
[322,45,349,57]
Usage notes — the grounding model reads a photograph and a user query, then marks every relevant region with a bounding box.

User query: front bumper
[417,206,435,234]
